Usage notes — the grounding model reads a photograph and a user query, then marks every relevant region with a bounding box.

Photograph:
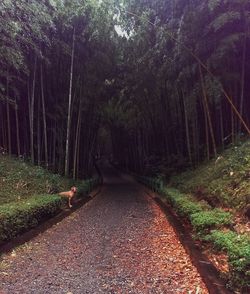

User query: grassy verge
[170,140,250,211]
[0,155,101,245]
[0,195,63,242]
[136,175,250,291]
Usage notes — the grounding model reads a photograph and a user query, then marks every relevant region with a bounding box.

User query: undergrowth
[170,140,250,211]
[206,230,250,289]
[0,155,101,244]
[0,155,72,205]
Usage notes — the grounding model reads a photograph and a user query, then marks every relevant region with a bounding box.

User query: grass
[170,140,250,210]
[0,155,73,205]
[0,154,101,244]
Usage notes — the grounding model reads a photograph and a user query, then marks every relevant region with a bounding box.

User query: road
[0,167,207,293]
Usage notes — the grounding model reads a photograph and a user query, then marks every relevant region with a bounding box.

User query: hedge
[0,195,63,243]
[0,176,101,244]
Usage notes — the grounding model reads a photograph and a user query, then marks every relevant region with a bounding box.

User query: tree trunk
[30,56,37,164]
[37,95,41,165]
[40,63,49,168]
[239,31,247,133]
[199,64,217,157]
[73,99,82,180]
[182,92,192,164]
[202,94,210,160]
[65,26,76,176]
[219,102,224,151]
[15,97,21,157]
[6,71,11,156]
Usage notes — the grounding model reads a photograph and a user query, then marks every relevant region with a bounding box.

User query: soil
[1,167,210,293]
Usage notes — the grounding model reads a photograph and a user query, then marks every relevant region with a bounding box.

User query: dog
[59,186,77,208]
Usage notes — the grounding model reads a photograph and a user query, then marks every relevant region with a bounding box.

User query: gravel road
[0,168,208,293]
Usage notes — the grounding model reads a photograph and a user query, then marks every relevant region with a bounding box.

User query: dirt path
[0,168,208,293]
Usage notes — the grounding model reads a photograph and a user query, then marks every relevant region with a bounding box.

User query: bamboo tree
[182,91,192,164]
[73,98,82,180]
[30,56,37,164]
[14,96,21,157]
[40,63,48,168]
[37,95,41,165]
[199,64,217,157]
[6,71,11,156]
[65,26,76,176]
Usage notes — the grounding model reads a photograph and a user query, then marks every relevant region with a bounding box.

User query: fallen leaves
[0,182,209,293]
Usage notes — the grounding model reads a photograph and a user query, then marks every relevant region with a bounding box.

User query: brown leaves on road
[1,176,208,293]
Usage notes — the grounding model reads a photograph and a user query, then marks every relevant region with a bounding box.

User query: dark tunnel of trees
[1,0,250,178]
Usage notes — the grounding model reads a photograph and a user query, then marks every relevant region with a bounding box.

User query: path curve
[0,167,208,293]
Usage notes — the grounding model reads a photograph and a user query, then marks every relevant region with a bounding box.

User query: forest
[1,0,250,178]
[1,0,250,292]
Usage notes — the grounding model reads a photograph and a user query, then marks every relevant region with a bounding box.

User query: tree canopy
[0,0,249,177]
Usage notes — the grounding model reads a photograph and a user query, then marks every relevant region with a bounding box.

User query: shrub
[0,195,63,243]
[206,230,250,289]
[77,177,100,197]
[163,188,204,218]
[190,209,232,234]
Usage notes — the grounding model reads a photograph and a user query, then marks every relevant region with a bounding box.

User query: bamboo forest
[0,1,250,293]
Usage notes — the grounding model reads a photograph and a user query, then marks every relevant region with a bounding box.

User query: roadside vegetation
[0,154,100,245]
[170,140,250,213]
[136,140,250,291]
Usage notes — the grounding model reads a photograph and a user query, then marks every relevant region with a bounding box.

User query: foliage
[0,154,101,244]
[0,155,72,205]
[0,195,63,243]
[77,176,101,196]
[170,140,250,210]
[163,188,206,218]
[136,174,248,290]
[206,230,250,289]
[190,209,232,234]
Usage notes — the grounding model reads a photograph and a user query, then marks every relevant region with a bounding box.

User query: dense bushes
[0,195,63,243]
[0,176,101,244]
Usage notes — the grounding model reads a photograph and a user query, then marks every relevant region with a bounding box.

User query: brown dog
[59,186,77,208]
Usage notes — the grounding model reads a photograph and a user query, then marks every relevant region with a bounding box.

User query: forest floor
[1,167,209,294]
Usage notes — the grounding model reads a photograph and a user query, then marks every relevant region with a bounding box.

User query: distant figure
[59,186,77,208]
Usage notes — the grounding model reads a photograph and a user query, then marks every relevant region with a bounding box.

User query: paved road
[0,168,208,293]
